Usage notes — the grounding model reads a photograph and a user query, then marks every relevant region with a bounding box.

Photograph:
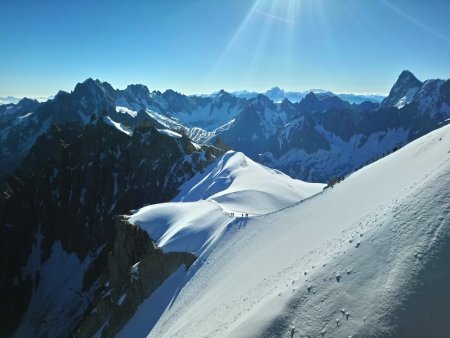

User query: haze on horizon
[1,0,449,98]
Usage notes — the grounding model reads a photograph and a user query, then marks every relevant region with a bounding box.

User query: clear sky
[1,0,449,97]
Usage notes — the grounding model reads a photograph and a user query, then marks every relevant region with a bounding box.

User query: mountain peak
[398,70,420,83]
[303,91,319,101]
[381,70,423,109]
[264,87,286,101]
[125,84,150,98]
[15,97,40,108]
[252,93,273,106]
[80,77,104,90]
[266,86,284,94]
[75,78,114,96]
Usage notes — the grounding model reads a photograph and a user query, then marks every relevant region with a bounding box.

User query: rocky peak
[265,87,286,101]
[125,84,150,99]
[213,90,236,105]
[16,97,39,106]
[250,94,274,109]
[381,70,423,109]
[397,70,422,86]
[303,91,320,103]
[74,78,116,102]
[296,91,348,113]
[280,98,296,114]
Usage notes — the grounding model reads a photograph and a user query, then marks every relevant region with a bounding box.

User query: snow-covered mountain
[0,96,53,105]
[1,71,450,337]
[61,151,323,338]
[0,80,246,178]
[0,96,22,105]
[129,151,324,253]
[228,87,385,104]
[120,120,450,338]
[0,98,41,122]
[381,70,423,109]
[380,70,450,116]
[1,71,448,184]
[85,151,323,338]
[216,72,450,182]
[0,118,221,337]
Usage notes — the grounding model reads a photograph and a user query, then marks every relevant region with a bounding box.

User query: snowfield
[127,151,324,256]
[120,124,450,338]
[103,116,132,136]
[173,151,325,215]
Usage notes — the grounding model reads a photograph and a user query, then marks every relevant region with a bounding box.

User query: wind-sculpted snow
[122,124,450,338]
[128,201,231,256]
[174,151,324,213]
[118,151,324,337]
[127,151,324,256]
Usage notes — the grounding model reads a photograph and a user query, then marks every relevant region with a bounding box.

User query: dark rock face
[380,70,423,109]
[73,217,196,338]
[296,92,351,114]
[0,98,41,123]
[0,79,245,179]
[0,118,220,337]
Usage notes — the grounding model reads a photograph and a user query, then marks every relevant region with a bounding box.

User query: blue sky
[1,0,449,97]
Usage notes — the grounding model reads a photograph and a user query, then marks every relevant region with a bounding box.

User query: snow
[191,141,202,150]
[121,124,450,337]
[118,151,324,336]
[93,317,110,338]
[168,101,241,131]
[174,151,324,215]
[187,118,236,144]
[145,109,186,131]
[272,126,409,182]
[14,239,95,338]
[18,112,33,120]
[117,266,189,338]
[103,116,132,136]
[117,293,127,306]
[128,151,323,256]
[115,105,138,117]
[129,201,231,255]
[394,86,418,108]
[157,129,182,138]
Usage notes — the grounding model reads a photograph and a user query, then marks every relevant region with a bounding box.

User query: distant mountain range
[1,70,450,337]
[216,71,450,181]
[227,87,385,104]
[1,70,447,183]
[203,87,384,104]
[0,96,53,105]
[1,89,383,106]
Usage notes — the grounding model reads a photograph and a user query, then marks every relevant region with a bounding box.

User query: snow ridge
[125,124,450,338]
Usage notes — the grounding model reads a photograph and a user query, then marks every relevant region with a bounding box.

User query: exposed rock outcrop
[0,118,220,337]
[73,217,195,338]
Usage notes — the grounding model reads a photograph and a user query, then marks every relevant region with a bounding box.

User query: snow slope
[13,236,97,338]
[127,151,324,256]
[103,116,132,136]
[117,152,324,337]
[174,151,324,215]
[124,124,450,337]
